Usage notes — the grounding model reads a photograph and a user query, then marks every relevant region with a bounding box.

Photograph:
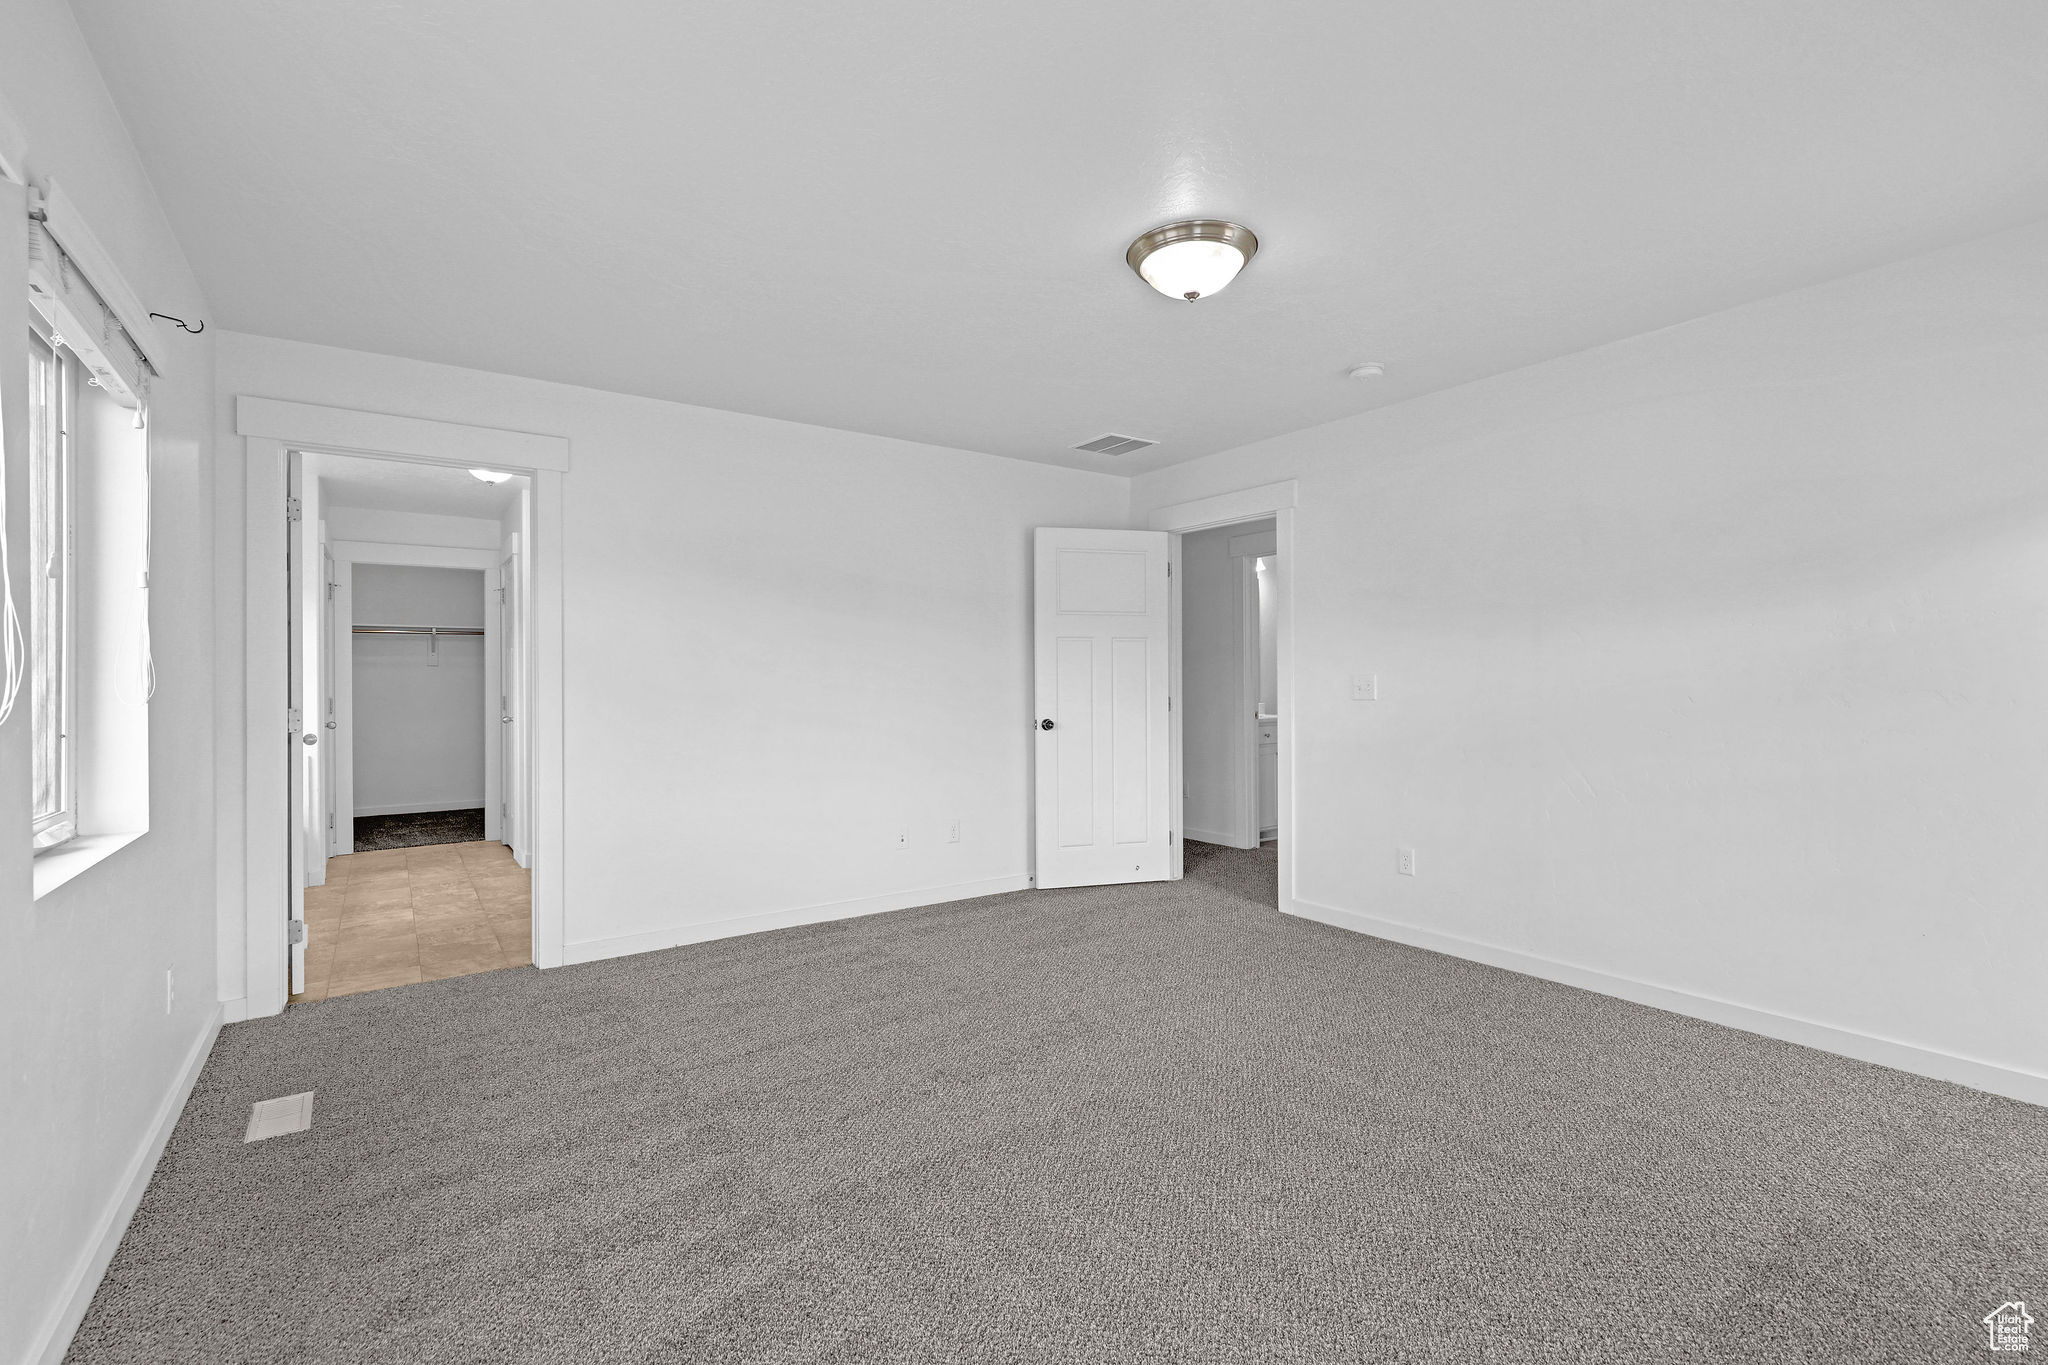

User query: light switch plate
[1352,674,1378,701]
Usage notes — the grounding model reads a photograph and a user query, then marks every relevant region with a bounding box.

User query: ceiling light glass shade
[1126,220,1259,302]
[469,468,513,484]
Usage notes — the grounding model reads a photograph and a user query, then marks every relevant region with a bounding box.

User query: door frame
[497,540,527,866]
[237,397,569,1020]
[320,539,339,860]
[1223,526,1274,850]
[1149,481,1297,909]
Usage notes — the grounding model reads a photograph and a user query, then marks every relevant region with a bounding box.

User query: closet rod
[351,624,484,636]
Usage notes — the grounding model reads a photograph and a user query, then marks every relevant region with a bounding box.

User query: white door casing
[498,547,523,861]
[321,542,340,857]
[237,398,570,1019]
[1033,527,1174,888]
[1144,479,1298,915]
[286,451,309,995]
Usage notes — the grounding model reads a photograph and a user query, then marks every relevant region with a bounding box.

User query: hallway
[293,842,533,1004]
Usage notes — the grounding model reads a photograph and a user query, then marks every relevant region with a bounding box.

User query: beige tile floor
[293,840,533,1004]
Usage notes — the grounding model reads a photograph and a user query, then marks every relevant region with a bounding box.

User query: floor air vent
[245,1092,315,1142]
[1073,433,1156,456]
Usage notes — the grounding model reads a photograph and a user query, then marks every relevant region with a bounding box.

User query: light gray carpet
[69,844,2046,1363]
[352,807,487,852]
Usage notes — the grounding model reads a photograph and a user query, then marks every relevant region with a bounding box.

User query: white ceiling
[316,453,525,519]
[73,2,2048,473]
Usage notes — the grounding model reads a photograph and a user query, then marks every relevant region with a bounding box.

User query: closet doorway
[290,451,534,1004]
[1177,516,1280,894]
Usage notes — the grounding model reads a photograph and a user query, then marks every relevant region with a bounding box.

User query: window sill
[33,831,146,901]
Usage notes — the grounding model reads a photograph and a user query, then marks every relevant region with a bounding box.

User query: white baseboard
[1288,897,2048,1109]
[30,1003,223,1365]
[1182,826,1240,848]
[353,800,487,818]
[564,873,1033,966]
[218,996,252,1024]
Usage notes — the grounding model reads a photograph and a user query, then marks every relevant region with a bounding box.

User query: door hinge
[287,920,306,946]
[328,812,335,831]
[286,496,302,522]
[1166,561,1172,577]
[287,706,302,735]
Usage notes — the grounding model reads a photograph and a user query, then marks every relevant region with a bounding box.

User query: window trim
[27,318,79,853]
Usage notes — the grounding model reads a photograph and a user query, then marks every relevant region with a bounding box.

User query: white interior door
[321,544,338,856]
[1033,527,1174,888]
[285,453,308,995]
[498,548,522,860]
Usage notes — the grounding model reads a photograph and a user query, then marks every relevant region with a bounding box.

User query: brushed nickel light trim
[1125,220,1260,302]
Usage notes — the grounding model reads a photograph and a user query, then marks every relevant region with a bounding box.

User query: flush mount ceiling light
[1125,220,1259,302]
[469,468,514,484]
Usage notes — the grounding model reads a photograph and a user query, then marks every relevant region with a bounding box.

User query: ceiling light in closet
[1125,220,1259,302]
[469,468,514,484]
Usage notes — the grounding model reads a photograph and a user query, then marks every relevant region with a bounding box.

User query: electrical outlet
[894,829,909,850]
[164,968,175,1015]
[1352,674,1379,702]
[946,821,960,844]
[1397,847,1416,876]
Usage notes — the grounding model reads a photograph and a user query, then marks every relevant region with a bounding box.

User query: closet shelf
[351,625,484,636]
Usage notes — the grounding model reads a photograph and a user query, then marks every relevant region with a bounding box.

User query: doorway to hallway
[285,450,535,1005]
[1179,516,1279,856]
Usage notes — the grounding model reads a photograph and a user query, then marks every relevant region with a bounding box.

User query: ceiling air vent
[1073,433,1156,456]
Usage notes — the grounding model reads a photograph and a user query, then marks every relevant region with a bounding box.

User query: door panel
[1053,636,1094,846]
[322,545,337,856]
[498,549,521,860]
[286,453,307,996]
[1034,527,1173,888]
[1111,636,1151,844]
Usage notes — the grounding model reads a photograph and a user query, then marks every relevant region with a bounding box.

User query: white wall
[0,6,219,1362]
[215,331,1129,963]
[1132,219,2048,1102]
[327,504,500,551]
[353,562,486,626]
[350,566,487,816]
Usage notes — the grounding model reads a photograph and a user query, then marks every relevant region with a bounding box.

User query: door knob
[301,733,318,746]
[324,721,337,730]
[1040,718,1055,730]
[501,715,514,723]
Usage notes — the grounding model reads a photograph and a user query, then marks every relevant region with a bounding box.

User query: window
[28,321,77,850]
